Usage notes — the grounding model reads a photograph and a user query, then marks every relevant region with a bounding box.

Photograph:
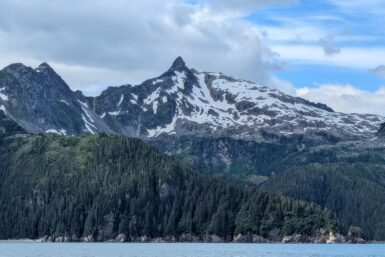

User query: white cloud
[0,0,290,95]
[296,84,385,115]
[273,45,385,69]
[269,76,297,95]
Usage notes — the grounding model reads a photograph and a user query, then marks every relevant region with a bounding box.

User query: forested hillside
[0,130,337,241]
[163,133,385,241]
[261,162,385,241]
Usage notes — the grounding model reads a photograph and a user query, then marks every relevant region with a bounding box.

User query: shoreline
[0,233,368,244]
[0,241,378,244]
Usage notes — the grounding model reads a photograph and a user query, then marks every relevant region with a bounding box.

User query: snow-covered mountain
[92,57,383,142]
[0,57,383,143]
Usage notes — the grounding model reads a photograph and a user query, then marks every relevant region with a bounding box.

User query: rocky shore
[33,230,365,244]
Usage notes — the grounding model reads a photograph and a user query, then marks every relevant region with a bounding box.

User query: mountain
[0,57,382,142]
[91,57,385,177]
[92,57,382,142]
[0,116,338,242]
[0,63,111,135]
[1,58,385,241]
[1,57,383,176]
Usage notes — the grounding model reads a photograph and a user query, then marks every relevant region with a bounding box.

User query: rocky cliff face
[0,110,27,137]
[377,122,385,137]
[0,63,111,135]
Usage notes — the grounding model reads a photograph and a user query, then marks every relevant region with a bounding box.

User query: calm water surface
[1,243,385,257]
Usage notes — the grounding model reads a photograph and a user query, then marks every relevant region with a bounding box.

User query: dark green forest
[261,163,385,240]
[0,129,336,241]
[152,132,385,240]
[154,135,385,241]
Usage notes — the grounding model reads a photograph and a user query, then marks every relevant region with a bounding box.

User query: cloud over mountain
[0,0,285,95]
[297,84,385,115]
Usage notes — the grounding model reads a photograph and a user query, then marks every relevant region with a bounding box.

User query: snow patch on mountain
[147,115,178,137]
[130,94,138,105]
[82,114,96,134]
[153,101,159,114]
[0,87,8,101]
[153,79,164,85]
[81,106,94,123]
[60,99,70,106]
[108,111,121,116]
[144,88,161,105]
[46,129,67,135]
[117,94,124,107]
[78,99,98,134]
[77,100,89,108]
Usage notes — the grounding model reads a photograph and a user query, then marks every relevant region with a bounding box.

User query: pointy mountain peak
[169,56,187,71]
[37,62,51,69]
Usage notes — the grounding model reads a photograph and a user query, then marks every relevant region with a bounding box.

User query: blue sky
[276,64,385,91]
[246,0,385,91]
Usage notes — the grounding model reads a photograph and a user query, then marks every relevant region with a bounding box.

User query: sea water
[1,243,385,257]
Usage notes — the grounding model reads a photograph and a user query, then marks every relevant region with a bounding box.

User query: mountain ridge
[0,62,112,135]
[0,57,382,143]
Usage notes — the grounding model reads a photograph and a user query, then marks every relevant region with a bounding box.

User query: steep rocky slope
[0,63,111,135]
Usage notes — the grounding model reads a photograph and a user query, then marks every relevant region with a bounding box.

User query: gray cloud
[370,65,385,77]
[319,36,341,56]
[0,0,287,95]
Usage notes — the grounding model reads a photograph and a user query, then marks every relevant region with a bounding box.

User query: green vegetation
[261,163,385,240]
[348,226,363,238]
[0,132,336,240]
[150,136,304,177]
[166,135,385,241]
